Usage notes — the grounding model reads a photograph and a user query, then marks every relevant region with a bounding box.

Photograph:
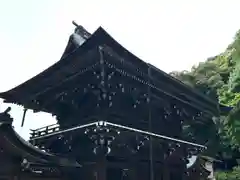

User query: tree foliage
[215,166,240,180]
[170,29,240,178]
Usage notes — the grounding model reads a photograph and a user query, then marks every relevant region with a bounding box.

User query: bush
[215,166,240,180]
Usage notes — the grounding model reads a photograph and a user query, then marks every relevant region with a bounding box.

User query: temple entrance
[0,21,217,180]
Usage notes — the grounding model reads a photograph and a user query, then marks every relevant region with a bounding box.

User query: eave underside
[0,27,219,117]
[0,108,80,168]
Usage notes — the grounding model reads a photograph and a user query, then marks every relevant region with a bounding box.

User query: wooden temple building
[0,22,222,180]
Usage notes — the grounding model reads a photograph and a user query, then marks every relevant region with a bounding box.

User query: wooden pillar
[162,164,170,180]
[129,167,136,180]
[129,157,137,180]
[96,157,107,180]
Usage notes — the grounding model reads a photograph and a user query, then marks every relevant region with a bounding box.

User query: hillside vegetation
[170,30,240,179]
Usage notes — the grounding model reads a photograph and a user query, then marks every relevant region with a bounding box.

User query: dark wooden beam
[103,47,218,116]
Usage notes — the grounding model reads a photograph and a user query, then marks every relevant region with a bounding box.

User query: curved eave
[187,157,211,178]
[0,26,219,115]
[0,26,93,102]
[0,125,81,167]
[0,109,81,167]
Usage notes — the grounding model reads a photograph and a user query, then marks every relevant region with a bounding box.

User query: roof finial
[71,21,91,38]
[72,21,79,27]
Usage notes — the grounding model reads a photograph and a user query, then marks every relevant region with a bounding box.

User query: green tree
[215,166,240,180]
[170,28,240,178]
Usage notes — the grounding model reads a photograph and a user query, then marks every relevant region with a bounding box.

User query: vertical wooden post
[96,157,107,180]
[129,167,136,180]
[162,164,170,180]
[129,156,137,180]
[21,108,28,127]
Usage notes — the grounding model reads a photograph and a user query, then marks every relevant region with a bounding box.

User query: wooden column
[162,164,170,180]
[129,166,136,180]
[129,156,137,180]
[96,157,107,180]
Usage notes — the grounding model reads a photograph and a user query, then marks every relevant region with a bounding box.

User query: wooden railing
[30,124,60,139]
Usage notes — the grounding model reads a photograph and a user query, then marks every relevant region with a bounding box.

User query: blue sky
[0,0,240,139]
